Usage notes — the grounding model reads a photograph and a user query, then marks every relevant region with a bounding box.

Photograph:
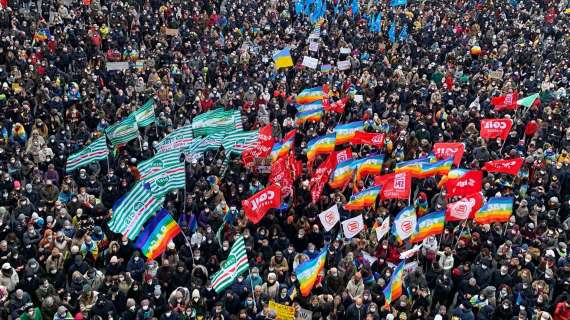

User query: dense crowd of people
[0,0,569,319]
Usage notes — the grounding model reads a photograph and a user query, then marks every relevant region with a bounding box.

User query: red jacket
[554,302,570,320]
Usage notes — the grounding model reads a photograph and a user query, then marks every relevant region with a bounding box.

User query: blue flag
[295,0,304,15]
[390,0,407,7]
[398,24,408,42]
[351,0,359,16]
[388,21,396,44]
[373,13,382,33]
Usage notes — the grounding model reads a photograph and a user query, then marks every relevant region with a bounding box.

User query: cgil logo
[457,179,476,187]
[250,191,275,210]
[484,121,508,129]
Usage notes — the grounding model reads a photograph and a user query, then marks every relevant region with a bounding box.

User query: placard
[163,28,179,36]
[268,301,295,320]
[302,56,319,69]
[337,60,351,70]
[309,42,319,52]
[106,62,130,71]
[488,70,504,80]
[340,47,351,54]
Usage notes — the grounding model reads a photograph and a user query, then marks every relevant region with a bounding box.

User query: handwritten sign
[340,47,351,54]
[309,42,319,52]
[302,56,319,69]
[488,70,504,80]
[337,60,351,70]
[268,301,295,320]
[163,28,179,36]
[106,62,130,71]
[297,308,313,320]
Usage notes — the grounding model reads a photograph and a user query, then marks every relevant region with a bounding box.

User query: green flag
[192,109,242,137]
[66,136,109,172]
[210,236,249,293]
[106,115,139,146]
[516,93,539,108]
[133,99,157,127]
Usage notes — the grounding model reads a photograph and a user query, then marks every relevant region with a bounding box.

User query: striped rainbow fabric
[410,210,445,243]
[307,133,336,162]
[296,87,324,104]
[333,121,364,145]
[295,245,328,296]
[383,261,405,307]
[295,107,323,126]
[296,101,323,113]
[329,159,356,189]
[474,197,513,225]
[135,209,181,260]
[270,130,296,162]
[344,186,382,211]
[354,154,384,182]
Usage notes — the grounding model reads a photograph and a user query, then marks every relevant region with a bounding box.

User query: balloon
[470,46,482,55]
[524,120,539,136]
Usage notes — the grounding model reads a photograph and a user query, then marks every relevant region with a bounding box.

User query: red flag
[269,155,294,197]
[491,92,519,111]
[334,148,353,163]
[310,154,337,203]
[376,172,411,200]
[480,118,513,140]
[242,185,282,224]
[445,192,484,222]
[1,0,8,9]
[432,143,464,166]
[446,170,483,199]
[351,131,386,149]
[242,124,274,165]
[324,97,349,113]
[482,158,524,175]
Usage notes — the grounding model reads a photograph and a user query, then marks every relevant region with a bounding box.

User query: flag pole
[453,219,467,250]
[179,230,194,259]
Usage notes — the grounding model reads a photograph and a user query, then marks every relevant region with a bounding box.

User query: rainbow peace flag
[410,210,445,243]
[296,101,323,113]
[474,197,513,225]
[34,28,51,42]
[273,48,294,69]
[416,158,453,178]
[384,261,405,307]
[295,107,323,125]
[321,64,333,73]
[270,130,296,162]
[344,186,381,211]
[329,159,356,189]
[295,245,328,296]
[333,121,364,144]
[296,87,324,104]
[354,154,384,182]
[394,156,431,172]
[438,168,469,188]
[307,133,336,162]
[135,209,181,260]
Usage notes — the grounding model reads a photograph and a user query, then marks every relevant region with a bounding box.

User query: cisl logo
[250,191,275,210]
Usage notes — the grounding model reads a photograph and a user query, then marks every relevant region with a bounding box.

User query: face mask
[142,305,149,311]
[134,257,140,261]
[481,265,488,269]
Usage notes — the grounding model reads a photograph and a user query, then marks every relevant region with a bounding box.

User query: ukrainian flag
[273,48,294,69]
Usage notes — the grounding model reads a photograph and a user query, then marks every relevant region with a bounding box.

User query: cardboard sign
[488,70,504,80]
[268,301,295,320]
[302,56,319,69]
[163,28,179,36]
[309,42,319,52]
[340,47,351,54]
[337,60,351,70]
[106,62,130,71]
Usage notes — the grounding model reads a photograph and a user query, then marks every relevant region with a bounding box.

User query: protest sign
[268,301,295,320]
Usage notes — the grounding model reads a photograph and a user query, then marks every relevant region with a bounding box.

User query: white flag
[362,251,378,266]
[375,217,390,242]
[319,205,340,232]
[342,215,364,239]
[400,244,423,260]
